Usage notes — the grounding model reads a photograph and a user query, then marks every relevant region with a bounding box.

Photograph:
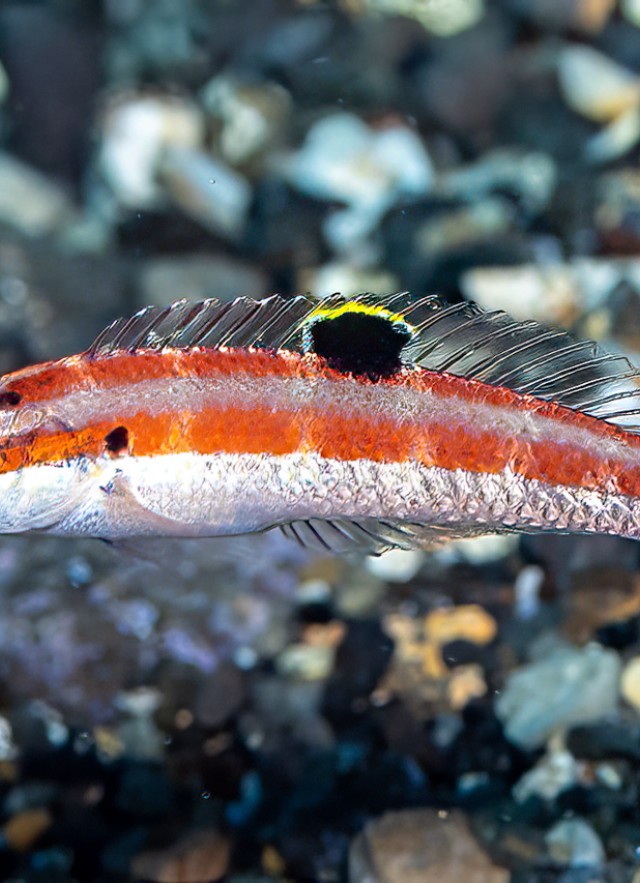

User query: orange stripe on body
[2,346,639,448]
[1,395,639,498]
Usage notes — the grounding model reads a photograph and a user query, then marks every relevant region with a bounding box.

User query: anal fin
[277,517,486,555]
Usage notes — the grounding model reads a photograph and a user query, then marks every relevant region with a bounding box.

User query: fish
[1,291,640,554]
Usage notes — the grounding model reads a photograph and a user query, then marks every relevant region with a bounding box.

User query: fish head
[0,371,94,534]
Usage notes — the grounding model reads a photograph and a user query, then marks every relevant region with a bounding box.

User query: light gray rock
[137,255,266,307]
[0,152,74,237]
[495,643,621,750]
[545,818,605,868]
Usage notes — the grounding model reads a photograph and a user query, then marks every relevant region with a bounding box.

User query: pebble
[0,152,74,237]
[116,687,165,762]
[366,549,424,583]
[286,112,433,252]
[361,0,485,36]
[276,643,336,681]
[514,566,545,622]
[461,264,579,325]
[0,716,16,762]
[159,146,252,241]
[495,643,621,750]
[620,656,640,711]
[433,535,518,566]
[415,199,514,257]
[586,103,640,163]
[446,664,488,711]
[349,808,509,883]
[518,0,615,32]
[98,93,204,208]
[301,261,399,300]
[131,829,230,882]
[2,807,52,852]
[545,818,605,868]
[512,740,582,803]
[0,61,8,104]
[558,46,640,124]
[424,605,498,647]
[439,149,557,216]
[201,74,291,166]
[622,0,640,26]
[137,254,266,307]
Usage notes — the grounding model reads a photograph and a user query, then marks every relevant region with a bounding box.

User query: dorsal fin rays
[88,292,640,433]
[391,295,640,432]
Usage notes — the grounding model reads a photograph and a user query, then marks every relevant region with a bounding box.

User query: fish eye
[105,425,129,455]
[0,391,22,408]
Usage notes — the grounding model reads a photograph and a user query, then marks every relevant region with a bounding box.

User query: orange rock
[131,829,230,883]
[424,605,497,647]
[3,808,53,852]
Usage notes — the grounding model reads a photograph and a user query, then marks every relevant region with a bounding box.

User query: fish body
[0,293,639,552]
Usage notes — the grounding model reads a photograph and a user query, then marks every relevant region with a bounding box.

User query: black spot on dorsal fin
[302,301,413,379]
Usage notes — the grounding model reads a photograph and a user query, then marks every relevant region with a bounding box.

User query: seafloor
[1,1,640,881]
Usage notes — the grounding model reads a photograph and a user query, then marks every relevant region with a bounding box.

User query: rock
[513,740,582,803]
[434,535,519,566]
[558,46,640,123]
[545,818,605,868]
[557,45,640,161]
[98,93,204,209]
[414,199,514,258]
[446,664,488,711]
[620,656,640,710]
[361,0,485,36]
[2,807,52,852]
[201,74,291,166]
[366,549,424,583]
[159,146,252,241]
[300,261,399,300]
[116,688,164,762]
[424,605,498,647]
[567,720,640,761]
[0,151,74,237]
[514,566,545,622]
[462,257,640,327]
[623,0,640,25]
[516,0,615,33]
[0,61,7,104]
[285,112,433,252]
[586,103,640,163]
[495,643,622,750]
[132,829,230,883]
[439,149,557,217]
[461,264,579,326]
[0,716,16,761]
[276,642,336,681]
[137,254,266,307]
[349,808,509,883]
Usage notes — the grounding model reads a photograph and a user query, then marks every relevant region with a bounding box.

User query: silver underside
[6,451,636,543]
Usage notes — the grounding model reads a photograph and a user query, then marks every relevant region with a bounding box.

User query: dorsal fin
[88,295,329,356]
[396,295,640,432]
[87,293,640,433]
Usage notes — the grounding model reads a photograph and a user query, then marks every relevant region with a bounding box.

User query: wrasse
[1,292,640,554]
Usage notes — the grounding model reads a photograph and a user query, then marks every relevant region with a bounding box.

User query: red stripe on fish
[1,358,639,497]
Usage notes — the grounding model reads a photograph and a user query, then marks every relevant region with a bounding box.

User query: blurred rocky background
[0,0,640,881]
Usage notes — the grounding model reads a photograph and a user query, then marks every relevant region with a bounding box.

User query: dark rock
[322,619,394,729]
